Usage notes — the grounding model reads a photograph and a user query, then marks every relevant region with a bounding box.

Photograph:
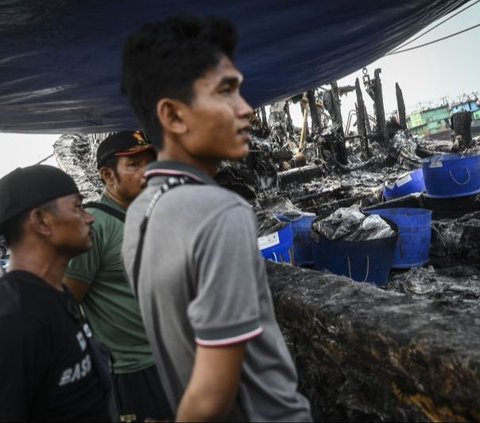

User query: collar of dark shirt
[144,160,218,186]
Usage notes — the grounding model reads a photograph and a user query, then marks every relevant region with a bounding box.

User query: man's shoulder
[130,183,250,218]
[87,197,124,219]
[85,198,125,237]
[0,271,40,298]
[0,274,50,326]
[164,183,250,211]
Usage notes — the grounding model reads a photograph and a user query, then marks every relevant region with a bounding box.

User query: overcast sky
[0,1,479,177]
[289,1,480,126]
[337,0,480,118]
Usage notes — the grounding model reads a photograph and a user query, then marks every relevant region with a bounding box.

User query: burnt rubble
[54,133,106,202]
[267,262,480,421]
[52,92,480,420]
[214,101,480,420]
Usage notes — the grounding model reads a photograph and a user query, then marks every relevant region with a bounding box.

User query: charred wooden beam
[396,82,407,130]
[335,138,348,166]
[338,85,356,96]
[306,193,371,218]
[299,95,309,150]
[271,150,293,162]
[451,111,473,151]
[330,81,344,135]
[373,68,387,143]
[327,82,348,165]
[364,104,373,135]
[277,164,325,186]
[355,77,369,157]
[260,106,268,129]
[284,100,294,136]
[289,185,343,204]
[267,262,480,422]
[307,89,321,132]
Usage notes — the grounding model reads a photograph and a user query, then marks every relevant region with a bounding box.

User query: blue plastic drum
[383,168,426,200]
[422,154,480,198]
[276,213,316,267]
[258,223,293,264]
[367,208,431,268]
[311,218,398,286]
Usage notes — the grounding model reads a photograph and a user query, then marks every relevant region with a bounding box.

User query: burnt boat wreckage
[225,92,480,420]
[52,70,480,421]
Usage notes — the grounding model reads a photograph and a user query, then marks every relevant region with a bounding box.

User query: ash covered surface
[267,262,480,422]
[387,266,480,312]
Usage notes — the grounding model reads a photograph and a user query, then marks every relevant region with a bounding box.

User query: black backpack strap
[84,202,125,223]
[132,176,194,295]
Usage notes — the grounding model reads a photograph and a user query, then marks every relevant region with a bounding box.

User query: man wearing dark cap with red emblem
[64,131,170,422]
[0,165,111,421]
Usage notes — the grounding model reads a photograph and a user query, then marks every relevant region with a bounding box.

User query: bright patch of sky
[0,134,58,177]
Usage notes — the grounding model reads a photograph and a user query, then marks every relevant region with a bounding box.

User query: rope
[346,256,370,282]
[387,23,480,56]
[34,152,54,165]
[449,168,471,185]
[390,0,480,53]
[431,225,448,250]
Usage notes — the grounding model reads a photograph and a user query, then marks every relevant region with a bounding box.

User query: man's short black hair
[121,15,237,150]
[98,155,119,185]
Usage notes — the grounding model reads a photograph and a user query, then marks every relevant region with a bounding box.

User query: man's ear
[99,167,116,186]
[156,98,188,135]
[28,208,52,237]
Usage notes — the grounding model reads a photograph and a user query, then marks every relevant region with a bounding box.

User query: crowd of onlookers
[0,15,312,422]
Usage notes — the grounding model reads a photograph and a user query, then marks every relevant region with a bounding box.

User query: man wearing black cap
[64,131,170,422]
[0,165,111,421]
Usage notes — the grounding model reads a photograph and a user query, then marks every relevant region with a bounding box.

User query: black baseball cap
[0,165,79,232]
[96,130,155,169]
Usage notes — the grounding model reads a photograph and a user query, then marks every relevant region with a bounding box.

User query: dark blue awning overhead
[0,0,469,133]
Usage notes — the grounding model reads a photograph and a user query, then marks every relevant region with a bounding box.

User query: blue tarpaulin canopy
[0,0,469,133]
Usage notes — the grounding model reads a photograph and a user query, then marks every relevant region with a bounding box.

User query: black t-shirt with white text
[0,270,110,422]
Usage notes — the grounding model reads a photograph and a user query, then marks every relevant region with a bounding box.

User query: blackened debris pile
[256,212,289,237]
[387,265,480,311]
[313,206,395,241]
[54,133,106,202]
[266,262,480,422]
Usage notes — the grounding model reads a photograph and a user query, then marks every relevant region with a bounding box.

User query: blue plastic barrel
[367,208,431,269]
[383,168,426,200]
[422,154,480,198]
[258,223,293,264]
[311,219,398,286]
[277,213,316,266]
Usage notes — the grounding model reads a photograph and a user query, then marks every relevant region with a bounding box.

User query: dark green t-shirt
[66,195,154,374]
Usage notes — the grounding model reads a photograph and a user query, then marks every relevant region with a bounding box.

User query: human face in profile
[179,55,253,171]
[46,194,94,256]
